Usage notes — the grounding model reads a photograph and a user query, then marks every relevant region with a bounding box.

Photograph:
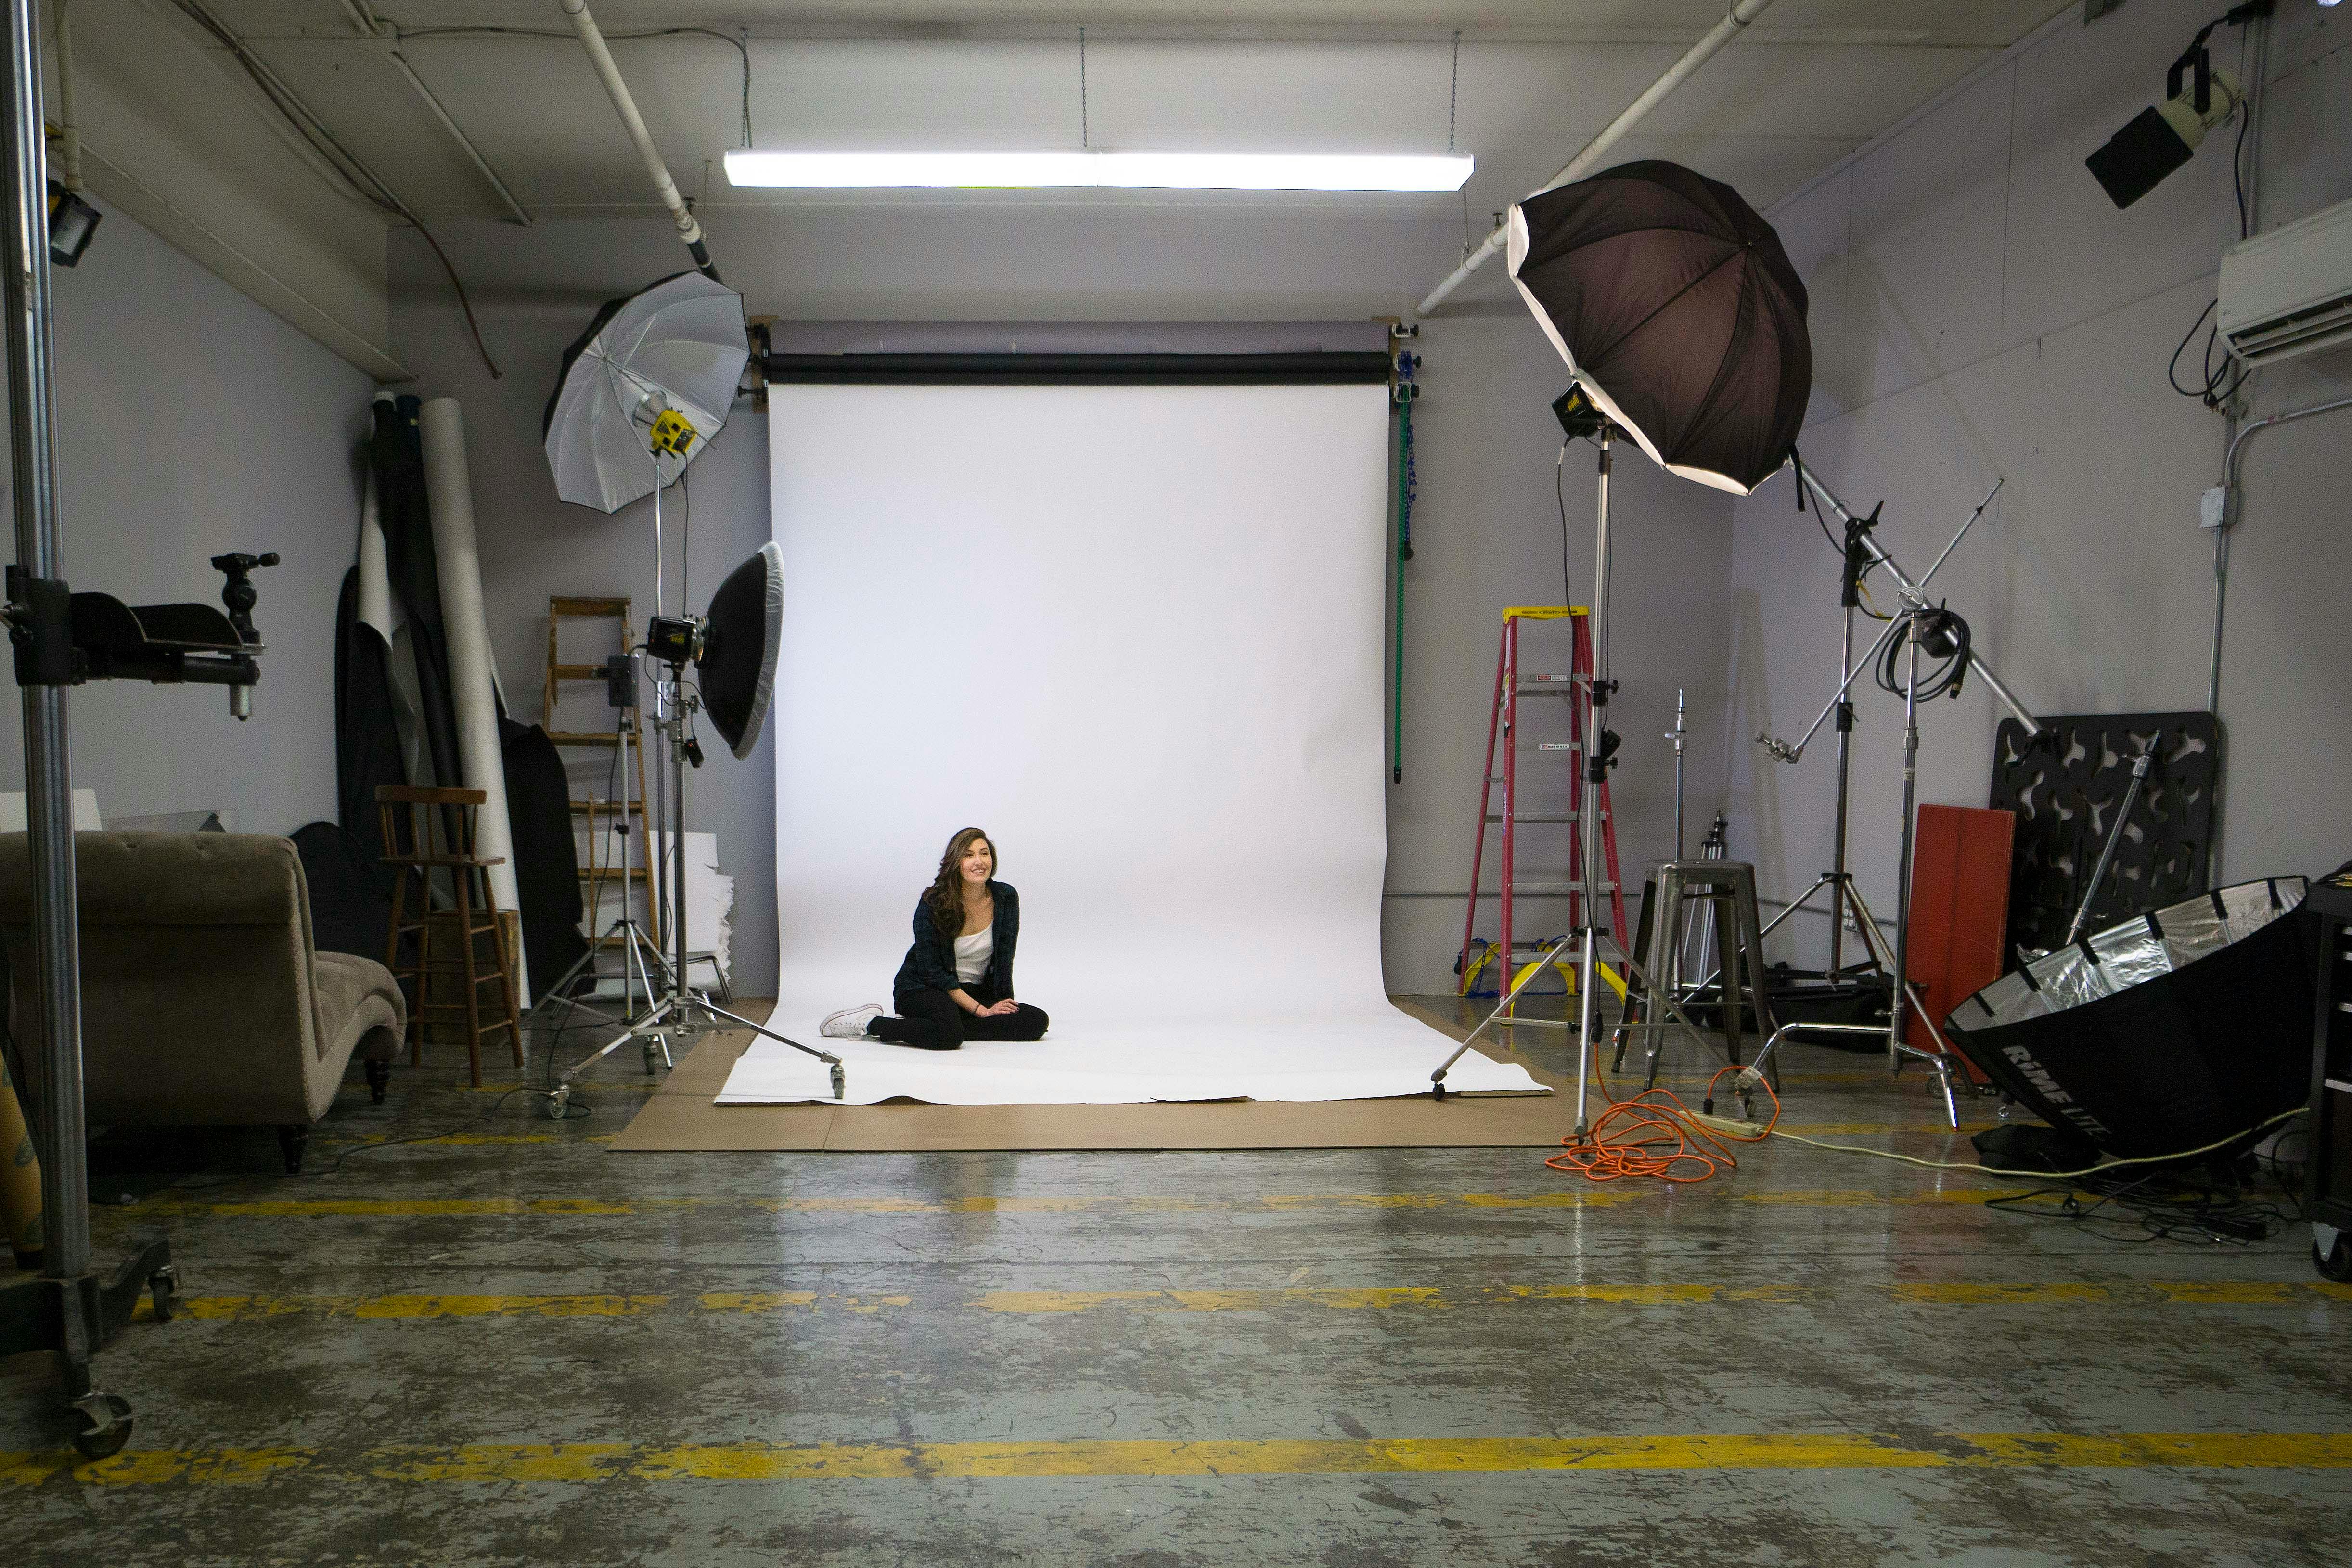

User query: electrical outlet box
[2200,486,2229,530]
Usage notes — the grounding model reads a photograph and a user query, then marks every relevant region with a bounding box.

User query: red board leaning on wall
[1904,805,2018,1083]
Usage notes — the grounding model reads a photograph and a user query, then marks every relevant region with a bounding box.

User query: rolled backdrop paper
[418,398,528,997]
[741,382,1542,1105]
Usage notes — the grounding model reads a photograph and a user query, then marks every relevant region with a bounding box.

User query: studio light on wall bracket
[722,149,1473,192]
[2084,0,2271,210]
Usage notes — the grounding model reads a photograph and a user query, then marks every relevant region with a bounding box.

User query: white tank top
[953,927,994,984]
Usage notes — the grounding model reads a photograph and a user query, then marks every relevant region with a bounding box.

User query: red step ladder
[1458,606,1627,1016]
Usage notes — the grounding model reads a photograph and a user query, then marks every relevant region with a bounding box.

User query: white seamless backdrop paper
[725,382,1541,1105]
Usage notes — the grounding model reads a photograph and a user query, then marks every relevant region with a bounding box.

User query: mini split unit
[2218,195,2352,368]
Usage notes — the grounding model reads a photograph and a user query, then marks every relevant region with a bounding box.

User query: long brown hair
[924,826,995,932]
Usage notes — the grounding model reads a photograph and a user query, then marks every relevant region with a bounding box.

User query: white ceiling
[172,1,2075,225]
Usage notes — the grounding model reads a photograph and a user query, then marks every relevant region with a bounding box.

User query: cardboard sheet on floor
[610,1002,1569,1152]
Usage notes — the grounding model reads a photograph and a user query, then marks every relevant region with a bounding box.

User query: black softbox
[1944,879,2314,1160]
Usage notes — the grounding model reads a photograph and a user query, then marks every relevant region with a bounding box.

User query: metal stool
[1614,859,1780,1088]
[377,785,525,1088]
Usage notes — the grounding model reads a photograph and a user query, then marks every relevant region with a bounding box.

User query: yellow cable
[1745,1106,2306,1181]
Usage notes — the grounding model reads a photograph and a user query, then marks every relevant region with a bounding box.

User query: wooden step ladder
[544,596,658,952]
[1458,606,1628,1018]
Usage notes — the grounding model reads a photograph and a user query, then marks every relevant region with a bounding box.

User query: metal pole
[1669,686,1686,863]
[670,679,691,1011]
[2,0,89,1285]
[1572,428,1613,1138]
[1889,615,1923,1073]
[1829,601,1854,976]
[2065,748,2153,946]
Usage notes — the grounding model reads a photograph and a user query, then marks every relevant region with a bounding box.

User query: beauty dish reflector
[1506,160,1812,496]
[1944,878,2313,1160]
[543,271,750,514]
[697,542,783,760]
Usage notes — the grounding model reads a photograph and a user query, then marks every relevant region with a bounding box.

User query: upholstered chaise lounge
[0,832,405,1173]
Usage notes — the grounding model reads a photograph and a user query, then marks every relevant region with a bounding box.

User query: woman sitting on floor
[821,826,1051,1051]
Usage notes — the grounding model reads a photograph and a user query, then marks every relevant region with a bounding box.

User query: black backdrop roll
[366,396,463,794]
[333,566,406,887]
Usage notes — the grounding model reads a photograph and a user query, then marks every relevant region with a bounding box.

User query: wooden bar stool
[377,785,525,1087]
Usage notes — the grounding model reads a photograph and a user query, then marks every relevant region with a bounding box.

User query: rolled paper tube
[419,397,530,999]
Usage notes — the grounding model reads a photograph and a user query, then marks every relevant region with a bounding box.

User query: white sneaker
[821,1003,883,1040]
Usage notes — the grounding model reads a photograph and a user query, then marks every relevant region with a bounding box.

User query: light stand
[1746,465,2048,1119]
[544,636,843,1115]
[1430,423,1732,1129]
[542,473,842,1116]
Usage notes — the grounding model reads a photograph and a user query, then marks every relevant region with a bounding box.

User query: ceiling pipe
[1416,0,1780,315]
[557,0,717,280]
[381,47,533,226]
[341,1,532,226]
[51,0,80,190]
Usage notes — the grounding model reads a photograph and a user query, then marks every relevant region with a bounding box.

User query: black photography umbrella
[1466,159,1811,1138]
[1507,159,1810,496]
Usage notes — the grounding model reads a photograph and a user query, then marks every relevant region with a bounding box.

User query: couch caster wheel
[149,1265,177,1323]
[70,1392,134,1459]
[544,1086,570,1121]
[643,1042,663,1075]
[2317,1234,2352,1283]
[365,1058,390,1105]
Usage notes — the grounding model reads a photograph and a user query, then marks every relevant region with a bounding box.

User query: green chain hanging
[1390,350,1419,784]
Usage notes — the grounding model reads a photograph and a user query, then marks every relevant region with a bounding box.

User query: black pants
[869,978,1050,1051]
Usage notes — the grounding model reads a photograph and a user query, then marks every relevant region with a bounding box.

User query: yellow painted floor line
[129,1186,2024,1221]
[8,1431,2351,1487]
[145,1279,2352,1323]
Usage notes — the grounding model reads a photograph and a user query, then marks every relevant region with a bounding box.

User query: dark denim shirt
[892,881,1018,1000]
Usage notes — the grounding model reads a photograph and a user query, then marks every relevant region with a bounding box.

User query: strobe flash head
[646,615,702,667]
[2086,65,2243,209]
[2085,1,2269,210]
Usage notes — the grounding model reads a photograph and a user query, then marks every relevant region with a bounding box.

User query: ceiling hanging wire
[1448,29,1461,151]
[165,0,501,377]
[1079,26,1090,150]
[1450,29,1471,257]
[393,24,756,152]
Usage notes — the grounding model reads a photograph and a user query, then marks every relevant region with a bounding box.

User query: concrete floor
[3,1001,2346,1566]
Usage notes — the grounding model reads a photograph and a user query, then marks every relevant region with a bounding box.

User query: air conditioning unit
[2217,196,2352,367]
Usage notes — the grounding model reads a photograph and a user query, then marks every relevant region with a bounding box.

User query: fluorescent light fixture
[722,149,1473,192]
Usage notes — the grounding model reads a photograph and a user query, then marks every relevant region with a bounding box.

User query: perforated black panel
[1988,711,2222,957]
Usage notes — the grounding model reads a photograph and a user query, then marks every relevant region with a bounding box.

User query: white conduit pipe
[53,0,81,191]
[559,0,718,279]
[1417,0,1779,315]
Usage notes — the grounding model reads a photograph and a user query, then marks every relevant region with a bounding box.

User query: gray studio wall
[1723,0,2352,967]
[389,203,1736,998]
[0,198,375,834]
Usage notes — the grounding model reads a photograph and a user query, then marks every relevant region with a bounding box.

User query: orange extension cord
[1544,1046,1781,1185]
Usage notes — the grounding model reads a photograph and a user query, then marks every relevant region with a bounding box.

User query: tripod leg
[1612,878,1655,1072]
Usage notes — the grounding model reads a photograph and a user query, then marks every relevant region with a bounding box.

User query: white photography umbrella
[542,271,751,514]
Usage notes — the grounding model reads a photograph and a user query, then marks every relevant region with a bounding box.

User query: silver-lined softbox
[1945,878,2313,1158]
